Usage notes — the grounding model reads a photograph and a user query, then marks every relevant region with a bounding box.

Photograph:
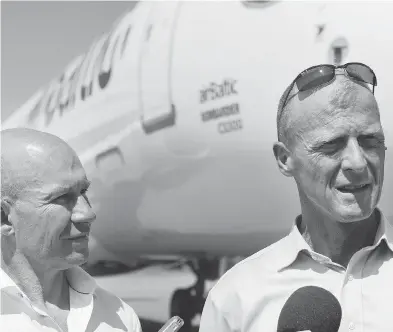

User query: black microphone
[277,286,342,332]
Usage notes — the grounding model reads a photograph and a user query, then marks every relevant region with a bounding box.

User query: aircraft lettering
[35,21,132,126]
[79,35,107,101]
[56,74,69,114]
[44,83,62,125]
[200,79,238,104]
[120,26,131,56]
[98,34,120,90]
[27,96,44,124]
[218,118,243,134]
[201,102,240,122]
[58,62,82,115]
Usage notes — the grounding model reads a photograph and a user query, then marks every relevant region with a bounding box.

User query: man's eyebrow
[40,185,68,200]
[311,136,345,148]
[359,130,385,138]
[60,179,91,190]
[311,130,385,148]
[43,179,91,197]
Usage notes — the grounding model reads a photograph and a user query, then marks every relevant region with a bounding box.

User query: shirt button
[348,274,354,281]
[349,322,355,330]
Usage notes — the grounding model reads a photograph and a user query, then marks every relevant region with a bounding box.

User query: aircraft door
[139,1,181,134]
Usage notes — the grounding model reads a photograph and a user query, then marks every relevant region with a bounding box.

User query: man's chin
[66,251,89,266]
[334,205,374,223]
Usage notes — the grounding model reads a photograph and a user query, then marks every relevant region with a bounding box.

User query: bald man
[199,63,393,332]
[0,128,142,331]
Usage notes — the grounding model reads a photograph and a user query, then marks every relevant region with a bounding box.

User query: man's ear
[1,199,15,236]
[273,141,295,177]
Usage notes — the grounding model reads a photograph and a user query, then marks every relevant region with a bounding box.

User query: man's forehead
[298,109,382,143]
[40,161,87,183]
[22,151,86,188]
[3,133,80,171]
[43,149,82,172]
[290,78,380,134]
[20,152,82,188]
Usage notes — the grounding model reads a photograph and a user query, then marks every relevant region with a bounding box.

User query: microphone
[277,286,342,332]
[158,316,184,332]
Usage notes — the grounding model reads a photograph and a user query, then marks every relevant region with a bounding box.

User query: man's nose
[341,138,367,173]
[71,195,96,224]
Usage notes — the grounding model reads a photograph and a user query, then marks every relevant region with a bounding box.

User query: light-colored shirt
[199,208,393,332]
[0,265,142,332]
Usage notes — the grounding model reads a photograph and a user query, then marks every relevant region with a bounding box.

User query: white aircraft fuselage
[3,1,393,266]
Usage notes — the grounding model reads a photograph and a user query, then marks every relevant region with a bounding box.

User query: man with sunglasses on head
[199,62,392,332]
[1,128,142,331]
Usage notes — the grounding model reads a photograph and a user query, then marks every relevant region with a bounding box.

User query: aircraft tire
[170,288,194,330]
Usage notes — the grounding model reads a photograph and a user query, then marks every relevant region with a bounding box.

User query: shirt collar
[275,215,311,272]
[66,266,97,295]
[0,266,17,290]
[276,208,393,271]
[373,209,393,251]
[0,265,97,295]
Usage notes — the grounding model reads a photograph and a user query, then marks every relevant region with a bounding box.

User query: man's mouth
[62,233,89,240]
[335,183,371,193]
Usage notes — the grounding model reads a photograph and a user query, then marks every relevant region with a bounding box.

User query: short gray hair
[1,155,25,203]
[276,83,295,146]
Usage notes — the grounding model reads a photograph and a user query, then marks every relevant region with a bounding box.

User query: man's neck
[300,208,380,268]
[1,250,70,311]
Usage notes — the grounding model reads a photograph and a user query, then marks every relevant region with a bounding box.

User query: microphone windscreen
[277,286,342,332]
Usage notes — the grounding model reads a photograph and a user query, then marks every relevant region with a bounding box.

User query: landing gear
[169,258,219,331]
[170,288,196,330]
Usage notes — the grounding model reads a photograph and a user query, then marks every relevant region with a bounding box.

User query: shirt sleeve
[133,313,142,332]
[121,300,143,332]
[199,293,232,332]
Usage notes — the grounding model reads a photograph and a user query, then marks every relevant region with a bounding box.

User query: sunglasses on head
[281,62,378,109]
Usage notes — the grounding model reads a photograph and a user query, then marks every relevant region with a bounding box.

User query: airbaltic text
[199,79,238,104]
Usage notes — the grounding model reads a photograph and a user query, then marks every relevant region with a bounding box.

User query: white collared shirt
[199,208,393,332]
[0,266,142,332]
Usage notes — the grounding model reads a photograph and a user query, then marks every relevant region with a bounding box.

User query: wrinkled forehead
[19,143,86,191]
[25,141,80,171]
[291,77,381,136]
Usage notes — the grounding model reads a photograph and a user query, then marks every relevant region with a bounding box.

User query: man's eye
[81,189,92,207]
[322,142,337,148]
[360,137,385,148]
[320,142,341,154]
[54,193,71,202]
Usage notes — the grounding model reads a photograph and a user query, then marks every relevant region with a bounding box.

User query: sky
[1,1,138,122]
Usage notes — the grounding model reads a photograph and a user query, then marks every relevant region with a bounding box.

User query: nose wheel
[170,288,197,330]
[169,258,219,331]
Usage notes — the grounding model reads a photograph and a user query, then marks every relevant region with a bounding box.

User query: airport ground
[87,260,207,332]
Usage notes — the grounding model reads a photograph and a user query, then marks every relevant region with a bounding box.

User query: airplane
[2,0,393,326]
